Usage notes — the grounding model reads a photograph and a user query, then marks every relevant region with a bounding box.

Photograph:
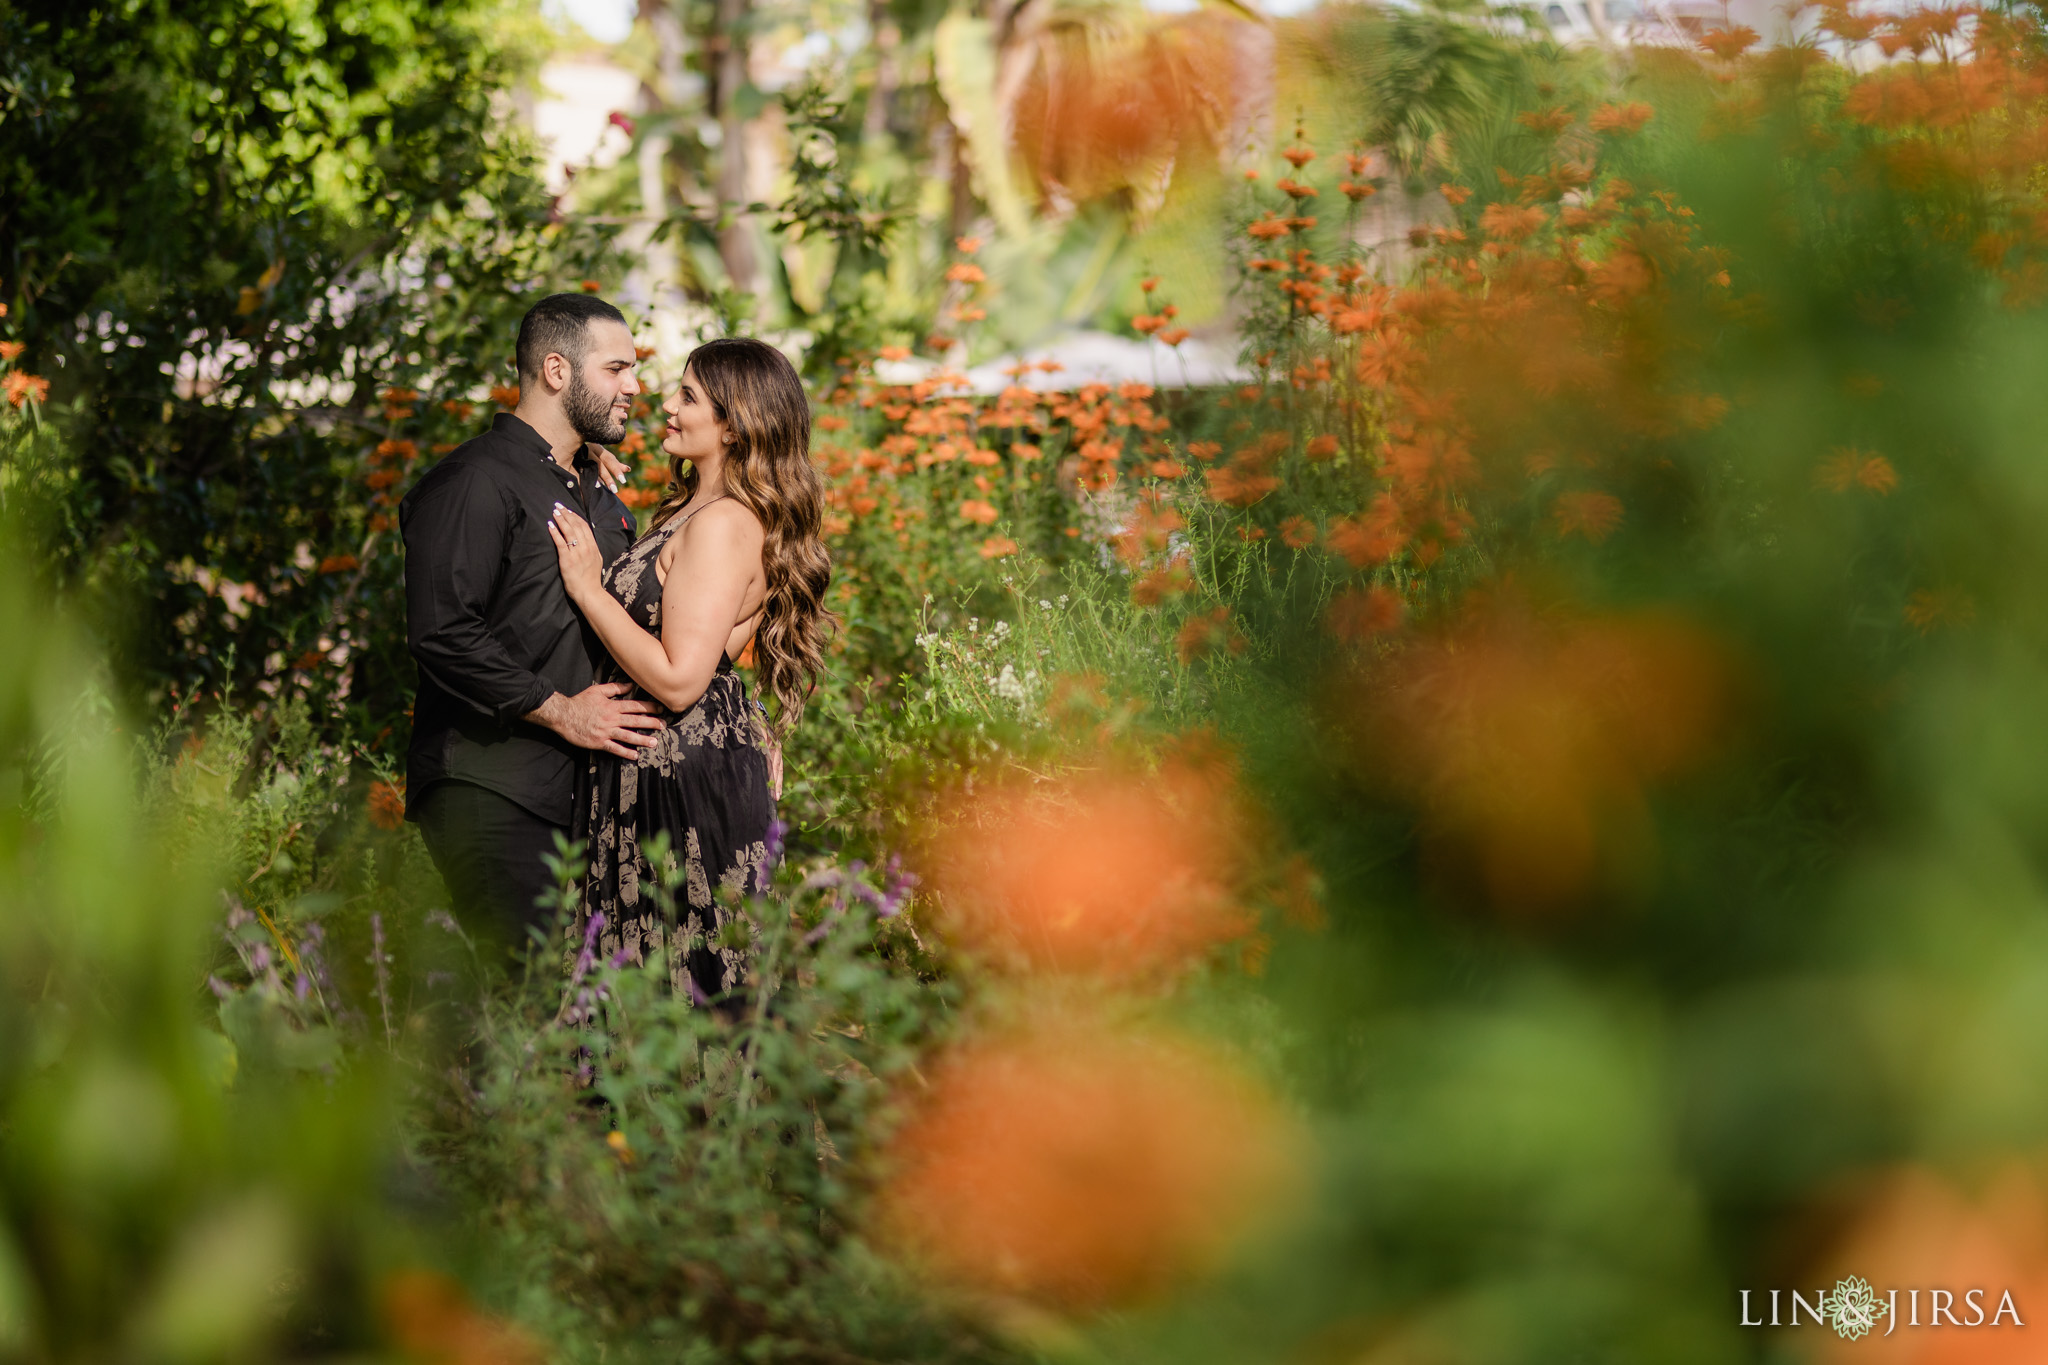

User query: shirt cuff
[509,678,558,725]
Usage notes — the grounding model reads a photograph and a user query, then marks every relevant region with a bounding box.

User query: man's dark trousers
[413,780,564,958]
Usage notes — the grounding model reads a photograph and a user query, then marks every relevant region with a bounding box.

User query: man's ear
[541,350,572,394]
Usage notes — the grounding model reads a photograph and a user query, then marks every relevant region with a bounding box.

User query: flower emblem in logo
[1823,1276,1888,1340]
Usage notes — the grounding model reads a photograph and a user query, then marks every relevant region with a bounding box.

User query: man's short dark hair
[514,293,627,384]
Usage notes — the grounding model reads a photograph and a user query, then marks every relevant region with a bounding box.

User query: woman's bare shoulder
[684,496,765,546]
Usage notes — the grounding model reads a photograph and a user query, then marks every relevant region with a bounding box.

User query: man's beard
[564,369,626,445]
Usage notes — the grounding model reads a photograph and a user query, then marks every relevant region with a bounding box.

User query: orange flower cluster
[1205,96,1741,599]
[367,779,406,831]
[1358,604,1734,915]
[921,759,1253,978]
[876,1028,1296,1309]
[1811,1162,2048,1364]
[381,1270,544,1365]
[1176,606,1244,663]
[0,316,46,410]
[944,236,991,329]
[886,730,1316,1310]
[805,342,1194,614]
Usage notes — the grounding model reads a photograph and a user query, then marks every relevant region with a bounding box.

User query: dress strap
[671,493,731,530]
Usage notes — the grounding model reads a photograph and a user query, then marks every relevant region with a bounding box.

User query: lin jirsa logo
[1741,1276,2026,1339]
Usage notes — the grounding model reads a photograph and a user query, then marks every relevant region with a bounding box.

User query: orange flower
[1816,448,1898,494]
[1276,177,1319,200]
[1205,464,1278,507]
[955,235,983,254]
[376,438,418,462]
[3,372,49,407]
[1279,516,1317,548]
[1552,490,1624,542]
[877,345,912,361]
[1588,101,1654,135]
[0,341,22,361]
[1327,586,1405,640]
[1281,144,1315,167]
[1304,433,1340,460]
[1140,275,1160,293]
[876,1028,1297,1309]
[579,279,603,293]
[1905,588,1975,633]
[978,535,1019,559]
[1698,24,1760,57]
[1158,327,1191,346]
[1112,494,1184,566]
[380,1270,545,1365]
[1515,107,1575,135]
[1439,183,1472,206]
[922,760,1252,977]
[1132,563,1195,606]
[367,780,406,831]
[944,262,987,284]
[317,554,359,575]
[1366,606,1734,915]
[1013,442,1043,461]
[1480,202,1548,243]
[1248,214,1293,241]
[1325,495,1407,566]
[1131,313,1166,335]
[365,469,401,491]
[488,385,520,408]
[1177,606,1244,663]
[958,499,999,525]
[1808,1163,2048,1365]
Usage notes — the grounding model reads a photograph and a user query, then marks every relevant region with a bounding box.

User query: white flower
[992,663,1028,708]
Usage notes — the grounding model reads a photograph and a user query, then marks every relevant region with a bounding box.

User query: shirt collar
[491,411,589,473]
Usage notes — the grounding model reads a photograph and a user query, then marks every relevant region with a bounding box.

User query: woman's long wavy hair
[650,338,833,733]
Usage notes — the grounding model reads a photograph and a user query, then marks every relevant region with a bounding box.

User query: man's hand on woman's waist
[525,682,662,758]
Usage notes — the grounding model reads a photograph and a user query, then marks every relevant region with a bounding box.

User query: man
[401,293,661,956]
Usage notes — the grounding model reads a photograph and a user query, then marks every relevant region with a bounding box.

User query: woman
[545,337,831,1007]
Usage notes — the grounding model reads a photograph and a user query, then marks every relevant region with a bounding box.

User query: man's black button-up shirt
[400,412,637,825]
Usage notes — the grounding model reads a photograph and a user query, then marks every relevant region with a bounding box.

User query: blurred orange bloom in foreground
[1811,1163,2048,1364]
[1365,604,1735,914]
[381,1270,544,1365]
[923,758,1251,977]
[876,1029,1297,1309]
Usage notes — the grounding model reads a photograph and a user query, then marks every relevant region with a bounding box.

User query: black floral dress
[571,511,776,1007]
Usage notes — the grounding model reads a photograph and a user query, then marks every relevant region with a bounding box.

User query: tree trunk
[709,0,763,299]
